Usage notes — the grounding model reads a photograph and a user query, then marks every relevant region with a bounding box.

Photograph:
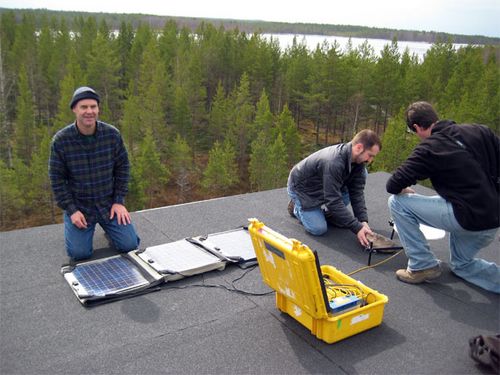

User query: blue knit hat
[70,86,100,109]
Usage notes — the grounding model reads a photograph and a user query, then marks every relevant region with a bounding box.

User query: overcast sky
[1,0,499,38]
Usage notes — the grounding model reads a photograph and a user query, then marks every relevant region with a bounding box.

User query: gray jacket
[288,142,368,233]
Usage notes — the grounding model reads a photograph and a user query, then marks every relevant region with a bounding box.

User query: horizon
[1,0,499,38]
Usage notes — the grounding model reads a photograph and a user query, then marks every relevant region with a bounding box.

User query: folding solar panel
[62,255,163,305]
[189,227,257,268]
[62,227,254,306]
[135,239,226,281]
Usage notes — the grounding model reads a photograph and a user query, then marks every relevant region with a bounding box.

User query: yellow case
[248,219,388,344]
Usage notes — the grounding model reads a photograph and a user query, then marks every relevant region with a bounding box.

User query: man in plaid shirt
[49,87,140,261]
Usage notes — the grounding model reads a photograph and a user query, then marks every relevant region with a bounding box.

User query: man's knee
[112,225,140,251]
[66,241,93,261]
[64,222,93,260]
[304,223,328,236]
[388,194,398,211]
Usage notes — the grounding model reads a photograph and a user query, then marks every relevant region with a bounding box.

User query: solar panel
[67,256,149,298]
[194,228,256,264]
[138,239,225,278]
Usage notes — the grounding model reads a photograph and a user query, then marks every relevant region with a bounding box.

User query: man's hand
[71,210,88,229]
[399,187,415,194]
[357,221,373,247]
[110,203,131,225]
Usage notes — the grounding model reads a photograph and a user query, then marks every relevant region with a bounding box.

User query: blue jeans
[287,186,350,236]
[64,212,140,261]
[388,193,500,293]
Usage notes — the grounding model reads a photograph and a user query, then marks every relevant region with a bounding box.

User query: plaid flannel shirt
[49,121,130,224]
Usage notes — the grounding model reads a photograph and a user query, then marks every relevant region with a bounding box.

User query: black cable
[161,265,274,296]
[231,265,273,295]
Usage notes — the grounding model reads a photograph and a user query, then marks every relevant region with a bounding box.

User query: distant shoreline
[263,33,471,59]
[1,7,499,45]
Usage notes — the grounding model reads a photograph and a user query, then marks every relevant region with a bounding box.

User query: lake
[263,33,469,60]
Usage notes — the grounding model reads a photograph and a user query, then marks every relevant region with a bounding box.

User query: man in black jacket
[287,129,382,247]
[387,101,499,293]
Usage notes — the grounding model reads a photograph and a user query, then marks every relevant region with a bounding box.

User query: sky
[1,0,499,38]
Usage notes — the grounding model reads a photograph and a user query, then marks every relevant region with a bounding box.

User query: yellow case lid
[248,219,330,319]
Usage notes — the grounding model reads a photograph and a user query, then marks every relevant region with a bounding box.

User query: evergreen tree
[324,40,349,142]
[0,19,15,163]
[48,18,71,109]
[249,131,288,190]
[251,89,274,139]
[137,38,169,153]
[201,139,238,194]
[371,110,418,173]
[54,72,77,131]
[228,73,255,171]
[243,33,280,103]
[303,43,329,144]
[0,159,23,229]
[74,16,97,71]
[248,131,269,190]
[475,50,500,132]
[172,85,192,142]
[275,104,301,166]
[29,132,55,223]
[207,81,229,147]
[10,13,37,80]
[115,21,134,93]
[282,37,311,126]
[52,46,84,132]
[127,156,146,212]
[268,133,289,189]
[158,20,179,76]
[135,129,170,207]
[122,38,169,156]
[418,41,456,103]
[173,39,207,151]
[86,32,121,123]
[36,19,54,124]
[124,23,154,89]
[14,65,36,163]
[371,39,402,131]
[7,155,31,227]
[346,40,376,136]
[120,95,142,154]
[399,48,421,106]
[170,133,194,203]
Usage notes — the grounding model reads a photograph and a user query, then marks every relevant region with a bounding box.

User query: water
[263,33,469,60]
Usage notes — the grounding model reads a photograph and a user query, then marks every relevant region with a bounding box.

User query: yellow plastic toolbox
[248,219,388,344]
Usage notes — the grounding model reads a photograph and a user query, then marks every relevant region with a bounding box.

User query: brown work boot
[366,232,398,253]
[288,200,296,218]
[396,265,442,284]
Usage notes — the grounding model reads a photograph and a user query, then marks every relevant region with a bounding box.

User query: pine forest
[0,11,499,231]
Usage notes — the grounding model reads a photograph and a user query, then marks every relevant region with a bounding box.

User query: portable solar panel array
[61,227,256,306]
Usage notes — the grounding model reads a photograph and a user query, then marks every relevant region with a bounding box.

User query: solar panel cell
[71,256,149,297]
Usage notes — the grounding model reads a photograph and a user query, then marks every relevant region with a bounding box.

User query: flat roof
[1,172,498,374]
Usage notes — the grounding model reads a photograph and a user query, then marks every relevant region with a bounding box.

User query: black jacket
[288,142,368,234]
[386,120,500,231]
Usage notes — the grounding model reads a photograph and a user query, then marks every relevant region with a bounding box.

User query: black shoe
[288,200,296,218]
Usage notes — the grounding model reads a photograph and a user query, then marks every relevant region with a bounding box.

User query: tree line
[0,11,498,231]
[3,8,500,46]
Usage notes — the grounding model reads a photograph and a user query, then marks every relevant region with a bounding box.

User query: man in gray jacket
[287,129,381,247]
